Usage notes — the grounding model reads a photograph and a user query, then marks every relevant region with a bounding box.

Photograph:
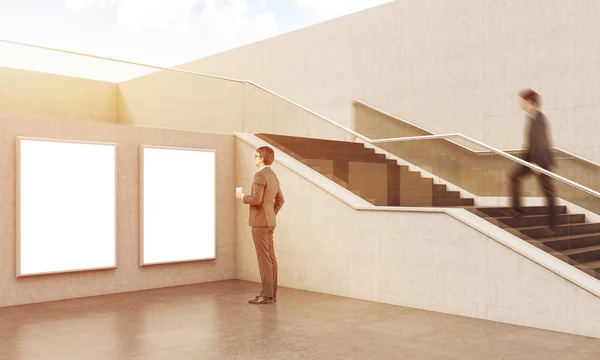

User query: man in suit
[235,146,284,305]
[510,89,556,235]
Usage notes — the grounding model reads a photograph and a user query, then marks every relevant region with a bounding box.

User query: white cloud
[115,0,200,36]
[64,0,117,13]
[63,0,277,43]
[195,0,276,45]
[64,0,100,12]
[294,0,394,18]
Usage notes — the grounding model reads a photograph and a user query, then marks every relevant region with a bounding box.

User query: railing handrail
[353,99,600,168]
[3,38,599,200]
[352,99,486,155]
[0,38,245,83]
[246,81,371,143]
[370,133,600,199]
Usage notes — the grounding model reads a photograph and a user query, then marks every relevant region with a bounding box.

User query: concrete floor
[1,280,599,360]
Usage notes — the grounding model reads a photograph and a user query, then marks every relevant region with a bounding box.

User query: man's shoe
[250,294,276,302]
[249,296,274,305]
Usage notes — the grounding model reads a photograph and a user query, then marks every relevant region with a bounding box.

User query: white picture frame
[139,145,216,266]
[16,137,117,277]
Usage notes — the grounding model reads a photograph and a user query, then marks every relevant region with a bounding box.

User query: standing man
[510,89,556,235]
[235,146,284,305]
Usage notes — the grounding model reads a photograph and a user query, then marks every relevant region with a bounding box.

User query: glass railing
[243,81,357,142]
[353,99,600,194]
[368,133,600,208]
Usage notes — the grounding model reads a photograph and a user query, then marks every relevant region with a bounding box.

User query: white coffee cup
[236,187,243,193]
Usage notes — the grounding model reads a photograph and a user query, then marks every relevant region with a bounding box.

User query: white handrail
[352,99,487,154]
[353,99,433,135]
[246,81,371,143]
[548,147,600,167]
[353,99,600,168]
[0,38,245,83]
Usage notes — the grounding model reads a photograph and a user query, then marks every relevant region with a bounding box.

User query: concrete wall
[0,67,117,123]
[0,114,236,308]
[118,70,244,133]
[180,0,600,162]
[235,137,600,338]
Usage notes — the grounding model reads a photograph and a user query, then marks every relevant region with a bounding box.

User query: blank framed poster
[140,145,216,265]
[16,137,117,277]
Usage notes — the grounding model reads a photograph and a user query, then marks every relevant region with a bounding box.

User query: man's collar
[528,108,540,118]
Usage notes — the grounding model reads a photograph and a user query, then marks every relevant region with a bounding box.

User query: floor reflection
[1,280,599,360]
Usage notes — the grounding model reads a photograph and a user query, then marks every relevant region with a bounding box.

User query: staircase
[258,133,600,280]
[257,133,474,207]
[472,206,600,279]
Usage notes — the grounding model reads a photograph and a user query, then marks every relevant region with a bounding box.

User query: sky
[0,0,393,81]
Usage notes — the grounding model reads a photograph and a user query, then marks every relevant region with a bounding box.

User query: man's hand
[235,191,245,200]
[531,163,540,176]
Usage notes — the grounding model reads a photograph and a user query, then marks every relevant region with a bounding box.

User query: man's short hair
[518,89,541,107]
[257,146,275,166]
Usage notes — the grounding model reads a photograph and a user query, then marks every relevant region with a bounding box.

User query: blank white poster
[17,138,116,276]
[141,146,216,265]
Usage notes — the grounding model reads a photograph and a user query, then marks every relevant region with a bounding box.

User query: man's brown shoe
[249,296,274,305]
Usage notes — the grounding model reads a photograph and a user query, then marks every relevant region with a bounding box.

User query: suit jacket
[523,111,555,169]
[243,166,284,227]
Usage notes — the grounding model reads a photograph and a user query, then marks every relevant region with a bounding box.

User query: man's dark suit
[243,166,284,299]
[511,111,556,228]
[523,111,555,169]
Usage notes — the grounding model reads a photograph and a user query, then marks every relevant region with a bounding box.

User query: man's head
[518,88,541,113]
[255,146,275,168]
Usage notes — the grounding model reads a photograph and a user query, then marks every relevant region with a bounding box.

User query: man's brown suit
[243,166,284,298]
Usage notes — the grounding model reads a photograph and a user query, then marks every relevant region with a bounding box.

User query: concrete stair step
[576,260,600,274]
[476,206,568,218]
[493,214,585,228]
[517,222,600,240]
[541,232,600,252]
[433,198,475,207]
[563,245,600,263]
